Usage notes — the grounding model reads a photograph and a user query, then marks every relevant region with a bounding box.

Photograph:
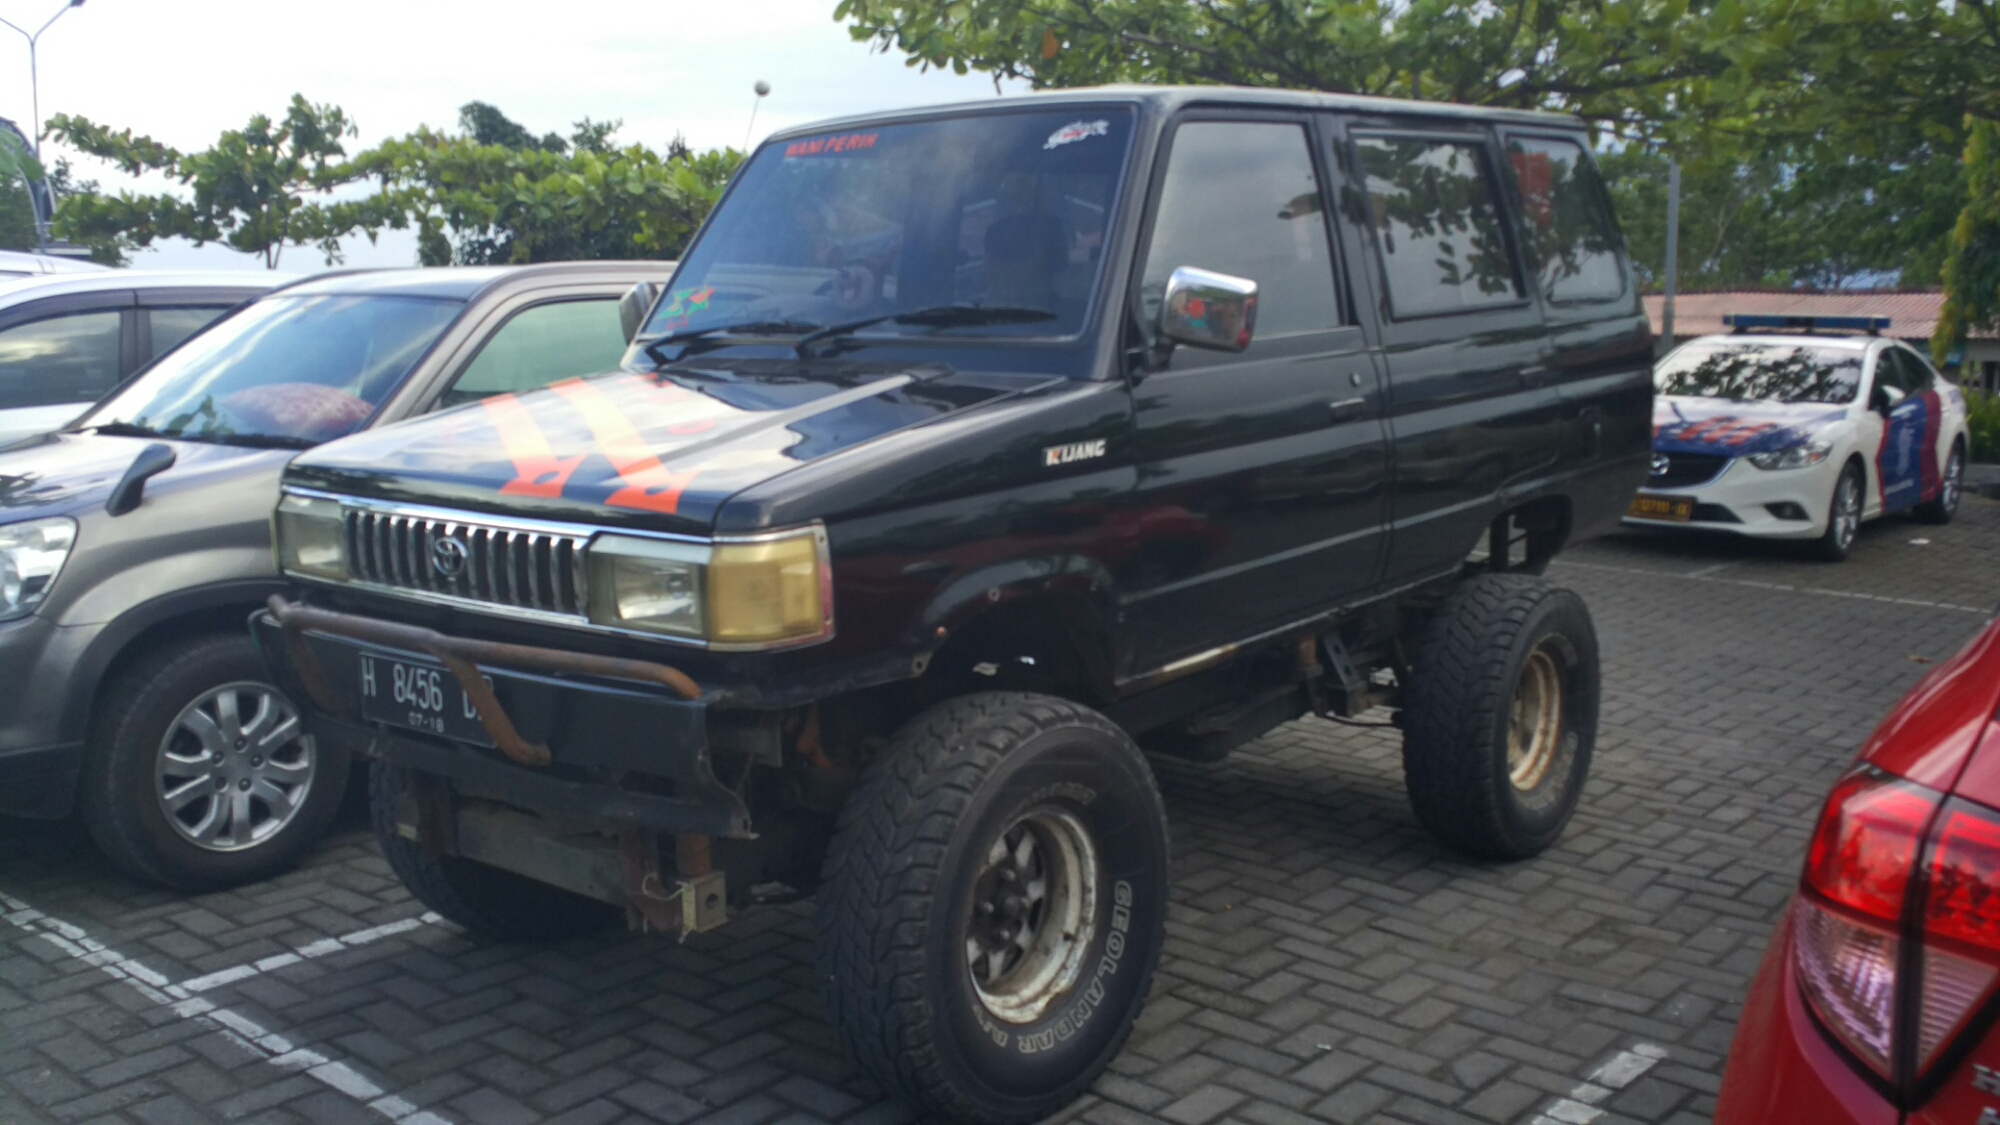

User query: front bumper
[0,612,103,818]
[1623,456,1840,540]
[251,598,751,838]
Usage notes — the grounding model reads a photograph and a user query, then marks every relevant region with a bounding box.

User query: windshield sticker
[656,285,714,331]
[784,132,879,158]
[1044,119,1109,150]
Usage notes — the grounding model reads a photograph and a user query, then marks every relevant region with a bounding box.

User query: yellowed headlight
[275,494,348,581]
[707,530,830,646]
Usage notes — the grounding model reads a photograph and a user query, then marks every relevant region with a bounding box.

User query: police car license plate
[1627,494,1695,522]
[357,652,494,746]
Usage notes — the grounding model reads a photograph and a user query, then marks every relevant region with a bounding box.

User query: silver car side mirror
[619,280,664,344]
[1161,266,1258,353]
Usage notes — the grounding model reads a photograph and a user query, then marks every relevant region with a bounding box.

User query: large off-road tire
[1915,440,1965,525]
[816,693,1169,1125]
[1401,574,1599,860]
[1812,462,1865,561]
[80,633,349,891]
[368,761,619,941]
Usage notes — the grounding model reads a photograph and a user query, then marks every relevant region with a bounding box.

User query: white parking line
[1529,1042,1669,1125]
[0,891,454,1125]
[1553,558,1992,615]
[180,912,441,993]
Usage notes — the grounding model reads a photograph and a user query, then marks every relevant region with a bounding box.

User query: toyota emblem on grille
[431,537,469,579]
[1650,452,1670,477]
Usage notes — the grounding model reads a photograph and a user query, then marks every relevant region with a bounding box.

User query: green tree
[47,95,389,268]
[0,131,41,252]
[358,114,737,266]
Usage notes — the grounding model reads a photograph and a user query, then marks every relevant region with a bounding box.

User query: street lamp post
[0,0,88,251]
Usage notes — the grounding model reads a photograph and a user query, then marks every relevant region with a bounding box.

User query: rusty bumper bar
[266,595,701,769]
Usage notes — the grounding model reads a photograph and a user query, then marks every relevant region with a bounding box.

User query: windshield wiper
[642,319,826,364]
[795,305,1056,355]
[86,420,171,440]
[86,421,312,450]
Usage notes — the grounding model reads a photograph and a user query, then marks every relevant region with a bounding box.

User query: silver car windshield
[81,294,462,445]
[650,107,1135,343]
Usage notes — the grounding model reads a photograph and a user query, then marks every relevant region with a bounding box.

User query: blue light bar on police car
[1723,314,1890,335]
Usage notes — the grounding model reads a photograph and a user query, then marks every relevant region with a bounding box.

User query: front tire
[80,633,348,891]
[1812,462,1864,561]
[1401,574,1599,860]
[368,761,620,941]
[816,694,1169,1125]
[1915,441,1965,525]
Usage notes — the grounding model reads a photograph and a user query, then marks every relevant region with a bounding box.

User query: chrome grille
[344,508,587,616]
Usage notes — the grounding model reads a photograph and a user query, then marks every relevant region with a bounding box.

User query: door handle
[1328,396,1368,421]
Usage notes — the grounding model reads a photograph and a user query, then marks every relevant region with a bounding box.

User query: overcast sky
[0,0,1021,272]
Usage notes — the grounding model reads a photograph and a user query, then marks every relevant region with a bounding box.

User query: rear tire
[1915,441,1964,525]
[816,693,1169,1125]
[1401,574,1599,860]
[80,633,348,891]
[1811,462,1864,561]
[368,761,620,941]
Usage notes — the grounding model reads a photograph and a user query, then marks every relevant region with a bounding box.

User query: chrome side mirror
[1160,266,1258,352]
[619,280,664,344]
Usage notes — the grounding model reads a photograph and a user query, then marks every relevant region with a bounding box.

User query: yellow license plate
[1627,494,1695,522]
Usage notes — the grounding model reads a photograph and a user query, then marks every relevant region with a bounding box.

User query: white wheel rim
[964,806,1100,1024]
[1833,475,1859,549]
[1508,646,1565,791]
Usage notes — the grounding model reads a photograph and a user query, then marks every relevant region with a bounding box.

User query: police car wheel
[1401,574,1599,860]
[815,693,1169,1125]
[1915,441,1964,525]
[1812,463,1864,561]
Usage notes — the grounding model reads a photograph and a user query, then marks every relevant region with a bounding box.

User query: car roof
[0,269,295,307]
[766,83,1583,143]
[278,261,678,302]
[0,248,109,275]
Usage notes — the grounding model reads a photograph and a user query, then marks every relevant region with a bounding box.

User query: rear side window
[442,298,627,409]
[147,306,232,361]
[0,309,122,409]
[1140,121,1342,337]
[1505,136,1626,303]
[1354,135,1520,318]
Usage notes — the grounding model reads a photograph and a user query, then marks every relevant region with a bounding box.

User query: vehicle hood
[1652,396,1849,456]
[0,430,291,520]
[284,360,1049,532]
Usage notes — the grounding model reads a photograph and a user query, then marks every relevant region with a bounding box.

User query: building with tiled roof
[1644,290,2000,393]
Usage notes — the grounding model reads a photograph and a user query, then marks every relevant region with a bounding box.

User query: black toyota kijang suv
[253,87,1651,1124]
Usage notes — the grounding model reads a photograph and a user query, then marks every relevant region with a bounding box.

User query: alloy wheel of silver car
[153,681,317,852]
[1830,473,1860,553]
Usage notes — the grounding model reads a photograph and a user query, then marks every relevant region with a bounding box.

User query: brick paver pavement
[6,497,1998,1125]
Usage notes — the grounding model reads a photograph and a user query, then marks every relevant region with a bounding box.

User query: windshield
[1655,341,1865,405]
[82,294,462,444]
[650,107,1136,344]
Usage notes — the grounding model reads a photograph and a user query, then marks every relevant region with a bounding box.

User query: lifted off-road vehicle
[254,87,1650,1123]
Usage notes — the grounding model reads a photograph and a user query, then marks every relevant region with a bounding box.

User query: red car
[1717,609,2000,1123]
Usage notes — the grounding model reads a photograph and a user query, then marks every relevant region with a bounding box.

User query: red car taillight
[1795,767,2000,1091]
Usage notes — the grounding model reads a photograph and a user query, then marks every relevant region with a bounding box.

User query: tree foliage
[0,131,41,253]
[47,96,385,268]
[353,106,736,266]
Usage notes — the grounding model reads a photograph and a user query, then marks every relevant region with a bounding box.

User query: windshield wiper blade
[201,433,316,450]
[795,305,1057,355]
[642,319,826,364]
[87,421,171,440]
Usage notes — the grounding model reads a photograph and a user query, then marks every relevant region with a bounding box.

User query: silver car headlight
[586,526,832,648]
[274,494,349,581]
[0,517,77,621]
[1748,439,1833,471]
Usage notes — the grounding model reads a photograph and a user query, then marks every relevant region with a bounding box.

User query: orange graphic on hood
[549,378,702,515]
[483,393,587,498]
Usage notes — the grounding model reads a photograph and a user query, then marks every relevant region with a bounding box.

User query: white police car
[1626,315,1970,561]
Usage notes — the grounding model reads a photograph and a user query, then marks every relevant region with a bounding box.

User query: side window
[147,306,232,361]
[1873,349,1916,406]
[1504,136,1626,303]
[0,309,123,410]
[1896,347,1940,393]
[1353,134,1521,318]
[1139,121,1341,338]
[440,299,627,409]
